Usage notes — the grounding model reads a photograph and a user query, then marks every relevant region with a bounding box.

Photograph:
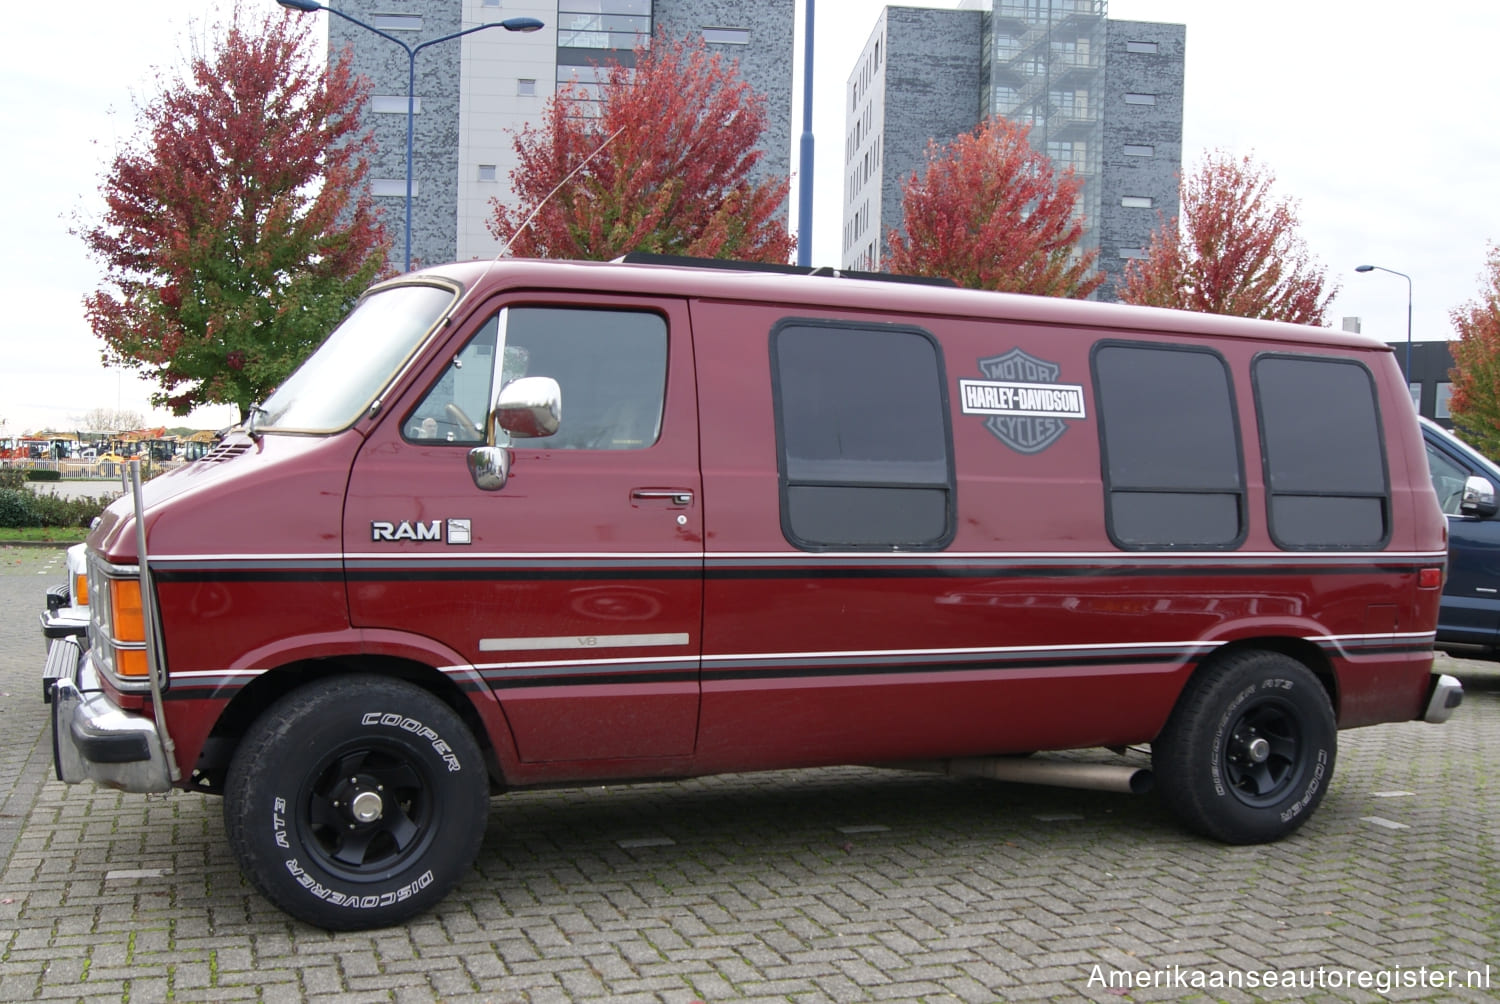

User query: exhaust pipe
[892,757,1154,795]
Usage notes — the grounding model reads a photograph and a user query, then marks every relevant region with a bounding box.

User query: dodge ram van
[42,256,1461,929]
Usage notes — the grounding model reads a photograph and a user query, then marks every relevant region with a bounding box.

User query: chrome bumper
[44,637,173,793]
[39,605,88,655]
[1424,672,1464,724]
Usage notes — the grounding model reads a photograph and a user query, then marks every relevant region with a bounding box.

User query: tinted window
[1093,343,1245,549]
[1254,355,1389,549]
[405,307,668,450]
[773,322,954,550]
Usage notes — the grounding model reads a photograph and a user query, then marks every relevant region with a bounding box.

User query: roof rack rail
[614,252,958,288]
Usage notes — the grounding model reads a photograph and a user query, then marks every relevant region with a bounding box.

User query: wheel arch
[1194,635,1340,719]
[193,656,508,795]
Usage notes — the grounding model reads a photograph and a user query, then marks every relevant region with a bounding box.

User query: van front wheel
[1153,651,1335,844]
[224,676,488,930]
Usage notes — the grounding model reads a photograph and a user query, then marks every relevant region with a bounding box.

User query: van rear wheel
[224,676,488,930]
[1153,651,1335,844]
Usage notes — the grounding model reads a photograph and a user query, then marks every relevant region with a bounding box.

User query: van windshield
[254,282,458,433]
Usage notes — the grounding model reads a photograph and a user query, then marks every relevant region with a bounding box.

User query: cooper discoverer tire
[224,676,488,930]
[1153,650,1335,844]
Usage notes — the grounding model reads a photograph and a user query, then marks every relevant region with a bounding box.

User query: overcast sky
[3,0,1498,435]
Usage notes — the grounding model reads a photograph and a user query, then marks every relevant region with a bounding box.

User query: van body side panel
[343,295,704,766]
[693,299,1439,772]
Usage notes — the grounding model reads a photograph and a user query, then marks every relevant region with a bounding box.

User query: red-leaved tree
[491,34,793,262]
[79,4,389,419]
[1119,151,1334,324]
[884,116,1101,297]
[1448,246,1500,457]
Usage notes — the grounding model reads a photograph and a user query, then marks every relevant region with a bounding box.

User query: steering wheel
[444,402,478,439]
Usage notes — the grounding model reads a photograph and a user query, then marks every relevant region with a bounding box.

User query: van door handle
[631,488,694,506]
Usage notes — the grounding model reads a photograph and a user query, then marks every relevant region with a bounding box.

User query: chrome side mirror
[494,376,561,439]
[466,446,510,492]
[465,376,561,492]
[1461,475,1498,517]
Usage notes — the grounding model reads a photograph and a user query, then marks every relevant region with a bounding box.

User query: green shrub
[0,468,26,491]
[0,488,38,527]
[28,493,109,529]
[27,469,61,482]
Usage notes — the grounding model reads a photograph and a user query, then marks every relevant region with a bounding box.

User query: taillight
[1419,566,1445,589]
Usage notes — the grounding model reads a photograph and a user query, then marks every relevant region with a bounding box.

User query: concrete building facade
[324,0,793,268]
[842,1,1185,301]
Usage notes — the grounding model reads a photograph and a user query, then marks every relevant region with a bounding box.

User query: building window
[1118,248,1146,259]
[371,179,418,198]
[1121,196,1153,209]
[1125,40,1159,54]
[1093,343,1245,550]
[482,0,501,6]
[477,165,498,182]
[371,14,422,31]
[370,95,420,115]
[518,78,537,96]
[1254,355,1389,550]
[1437,382,1453,419]
[702,27,749,45]
[1123,93,1157,105]
[1123,144,1154,157]
[772,321,954,550]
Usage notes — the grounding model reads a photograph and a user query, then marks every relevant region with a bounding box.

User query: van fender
[210,627,524,777]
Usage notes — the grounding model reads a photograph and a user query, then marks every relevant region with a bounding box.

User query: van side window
[404,316,498,443]
[771,321,955,550]
[502,307,668,450]
[1253,355,1389,549]
[1092,343,1245,549]
[403,307,668,449]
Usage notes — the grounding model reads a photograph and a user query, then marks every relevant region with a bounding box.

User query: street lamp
[277,1,544,272]
[1355,263,1414,381]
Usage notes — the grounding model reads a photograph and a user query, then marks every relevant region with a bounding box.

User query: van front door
[344,297,703,762]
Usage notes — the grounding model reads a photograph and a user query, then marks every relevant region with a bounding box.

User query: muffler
[892,756,1154,794]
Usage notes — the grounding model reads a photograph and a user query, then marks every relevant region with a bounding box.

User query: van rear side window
[1253,354,1389,549]
[1093,342,1246,550]
[772,321,954,551]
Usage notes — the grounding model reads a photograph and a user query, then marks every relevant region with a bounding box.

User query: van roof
[413,257,1391,354]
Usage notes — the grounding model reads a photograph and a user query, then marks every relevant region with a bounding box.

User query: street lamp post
[1355,263,1414,381]
[797,0,814,268]
[277,1,544,272]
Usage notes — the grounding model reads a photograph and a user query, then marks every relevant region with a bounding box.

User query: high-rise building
[323,1,794,268]
[842,1,1185,300]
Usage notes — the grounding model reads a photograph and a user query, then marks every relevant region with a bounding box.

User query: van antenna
[497,125,626,259]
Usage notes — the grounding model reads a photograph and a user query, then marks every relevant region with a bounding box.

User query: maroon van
[43,256,1461,929]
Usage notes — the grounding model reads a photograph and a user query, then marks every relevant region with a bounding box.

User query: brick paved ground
[1,543,1496,1002]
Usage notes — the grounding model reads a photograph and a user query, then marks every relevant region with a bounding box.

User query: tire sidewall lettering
[282,856,434,909]
[360,712,462,772]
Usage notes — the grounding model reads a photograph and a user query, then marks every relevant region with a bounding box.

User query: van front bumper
[43,637,173,793]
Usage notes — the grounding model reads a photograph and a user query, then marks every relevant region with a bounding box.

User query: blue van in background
[1422,417,1500,652]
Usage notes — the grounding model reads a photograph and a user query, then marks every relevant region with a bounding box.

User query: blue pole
[405,51,417,272]
[797,0,815,268]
